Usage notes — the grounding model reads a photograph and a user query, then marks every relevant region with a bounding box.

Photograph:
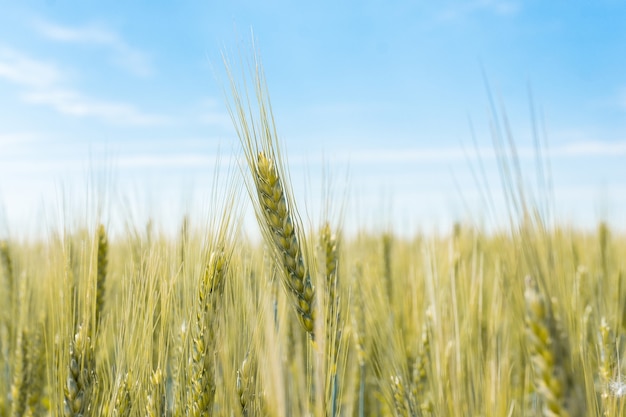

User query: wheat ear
[598,317,616,416]
[24,325,45,417]
[187,250,226,416]
[1,240,15,346]
[146,367,165,417]
[524,276,571,417]
[95,224,108,333]
[320,223,341,414]
[64,324,94,417]
[255,151,315,336]
[10,330,28,417]
[113,372,132,417]
[236,354,254,416]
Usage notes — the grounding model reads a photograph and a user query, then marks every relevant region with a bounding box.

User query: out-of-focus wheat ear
[10,329,28,417]
[236,354,254,417]
[255,151,315,336]
[524,276,576,417]
[598,317,616,415]
[391,375,412,417]
[113,372,132,417]
[24,324,46,417]
[598,221,609,279]
[64,324,94,417]
[146,367,165,417]
[95,224,108,334]
[0,240,14,293]
[1,240,15,343]
[320,222,341,416]
[351,264,366,417]
[382,233,393,301]
[412,309,433,414]
[321,223,339,310]
[187,250,227,416]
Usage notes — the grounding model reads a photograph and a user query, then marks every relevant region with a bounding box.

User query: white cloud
[0,43,168,126]
[117,154,227,168]
[555,140,626,156]
[32,20,152,77]
[0,46,60,87]
[0,132,39,147]
[306,140,626,166]
[21,89,170,126]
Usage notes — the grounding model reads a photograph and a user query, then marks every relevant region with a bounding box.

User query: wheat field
[0,58,624,417]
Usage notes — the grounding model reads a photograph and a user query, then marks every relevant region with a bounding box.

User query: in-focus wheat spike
[225,54,315,337]
[187,250,227,416]
[524,276,574,417]
[255,151,315,336]
[96,224,108,333]
[64,324,94,417]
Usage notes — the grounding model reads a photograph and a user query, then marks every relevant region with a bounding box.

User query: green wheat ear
[95,224,108,333]
[524,276,581,417]
[255,151,315,336]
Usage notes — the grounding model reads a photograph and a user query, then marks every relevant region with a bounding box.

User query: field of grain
[0,60,624,417]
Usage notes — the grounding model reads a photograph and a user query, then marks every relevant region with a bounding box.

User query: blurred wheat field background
[1,58,625,417]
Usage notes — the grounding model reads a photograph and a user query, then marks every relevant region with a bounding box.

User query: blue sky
[1,0,625,237]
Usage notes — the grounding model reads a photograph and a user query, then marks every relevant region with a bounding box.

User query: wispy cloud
[438,0,521,21]
[32,19,152,77]
[21,89,171,126]
[0,45,168,126]
[0,132,40,149]
[317,140,626,165]
[0,46,60,87]
[556,140,626,156]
